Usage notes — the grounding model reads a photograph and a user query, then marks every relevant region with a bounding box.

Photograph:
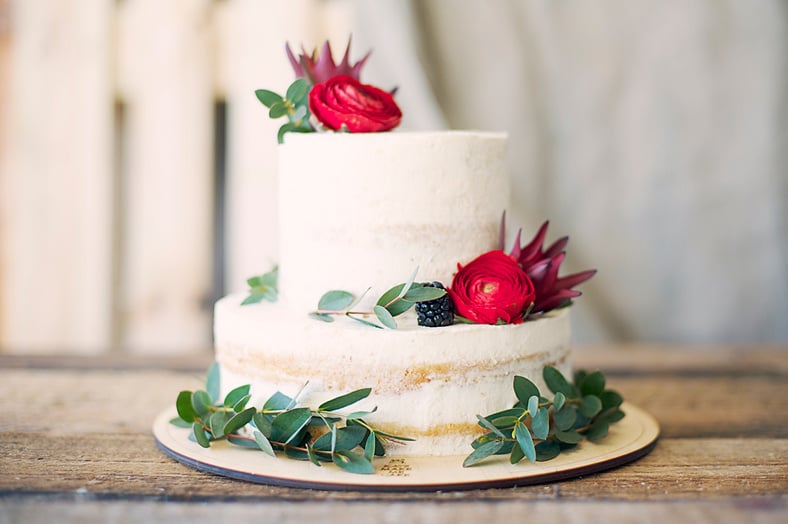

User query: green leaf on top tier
[223,384,251,408]
[285,78,309,105]
[242,266,279,305]
[255,89,283,108]
[318,290,355,311]
[376,283,413,317]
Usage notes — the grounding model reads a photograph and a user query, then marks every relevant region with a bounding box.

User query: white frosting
[215,130,574,457]
[278,131,508,311]
[215,294,571,456]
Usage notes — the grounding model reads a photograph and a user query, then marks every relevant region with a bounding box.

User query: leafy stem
[463,367,626,467]
[171,363,413,475]
[310,270,446,329]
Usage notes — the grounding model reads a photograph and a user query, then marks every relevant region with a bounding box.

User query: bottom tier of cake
[214,294,572,456]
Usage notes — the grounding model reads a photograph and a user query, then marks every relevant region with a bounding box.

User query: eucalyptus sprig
[255,78,314,144]
[309,268,446,329]
[171,363,413,475]
[241,266,279,305]
[463,366,625,467]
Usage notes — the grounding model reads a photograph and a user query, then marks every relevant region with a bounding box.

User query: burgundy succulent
[499,213,596,315]
[285,37,370,85]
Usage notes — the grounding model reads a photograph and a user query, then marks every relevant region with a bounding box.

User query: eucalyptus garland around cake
[171,363,624,474]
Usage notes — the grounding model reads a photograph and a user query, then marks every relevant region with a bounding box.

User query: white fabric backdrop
[349,0,788,343]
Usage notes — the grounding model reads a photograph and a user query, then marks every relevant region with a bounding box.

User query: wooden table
[1,346,786,522]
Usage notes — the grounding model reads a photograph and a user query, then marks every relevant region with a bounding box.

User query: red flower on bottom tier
[448,250,536,325]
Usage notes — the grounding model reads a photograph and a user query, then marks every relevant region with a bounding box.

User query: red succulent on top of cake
[286,39,370,84]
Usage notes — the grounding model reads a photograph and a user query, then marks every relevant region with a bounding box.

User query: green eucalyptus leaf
[489,415,519,429]
[600,390,624,409]
[269,101,289,119]
[252,412,273,437]
[580,371,606,396]
[255,89,283,108]
[586,420,610,442]
[535,440,561,461]
[208,411,231,438]
[318,290,355,311]
[509,442,526,464]
[223,407,256,435]
[487,407,527,425]
[515,422,536,463]
[597,407,626,424]
[270,407,312,444]
[319,388,372,412]
[241,292,264,305]
[346,406,378,420]
[309,312,335,323]
[223,384,251,408]
[206,362,220,403]
[176,390,196,422]
[579,395,603,418]
[513,375,541,406]
[554,429,584,444]
[232,394,252,413]
[286,78,309,104]
[554,391,566,412]
[403,286,446,302]
[263,391,294,412]
[192,423,210,448]
[364,431,376,461]
[527,395,540,417]
[316,426,367,452]
[532,407,550,440]
[377,283,406,308]
[463,439,504,467]
[227,434,259,448]
[169,416,192,428]
[333,450,375,474]
[374,305,397,329]
[543,366,574,396]
[191,390,212,417]
[573,369,588,385]
[476,415,506,439]
[554,406,577,431]
[250,431,274,456]
[290,104,308,123]
[283,447,310,461]
[306,445,323,466]
[347,314,384,329]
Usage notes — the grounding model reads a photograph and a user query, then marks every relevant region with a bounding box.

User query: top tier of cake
[277,131,508,311]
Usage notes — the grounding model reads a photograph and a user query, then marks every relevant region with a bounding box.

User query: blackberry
[414,282,454,327]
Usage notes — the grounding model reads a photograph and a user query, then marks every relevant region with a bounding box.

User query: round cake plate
[153,402,658,492]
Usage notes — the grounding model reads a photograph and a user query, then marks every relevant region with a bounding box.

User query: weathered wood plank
[0,433,785,501]
[0,0,114,353]
[0,498,784,524]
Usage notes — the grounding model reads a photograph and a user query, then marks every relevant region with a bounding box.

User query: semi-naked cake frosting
[215,131,572,456]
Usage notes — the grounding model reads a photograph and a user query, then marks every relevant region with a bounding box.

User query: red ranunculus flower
[308,75,402,132]
[448,250,536,325]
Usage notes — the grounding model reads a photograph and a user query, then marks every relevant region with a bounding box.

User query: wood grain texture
[0,348,785,522]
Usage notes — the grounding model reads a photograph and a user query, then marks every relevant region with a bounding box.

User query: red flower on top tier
[309,75,402,133]
[448,251,536,325]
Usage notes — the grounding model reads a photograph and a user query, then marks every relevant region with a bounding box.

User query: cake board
[153,402,659,492]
